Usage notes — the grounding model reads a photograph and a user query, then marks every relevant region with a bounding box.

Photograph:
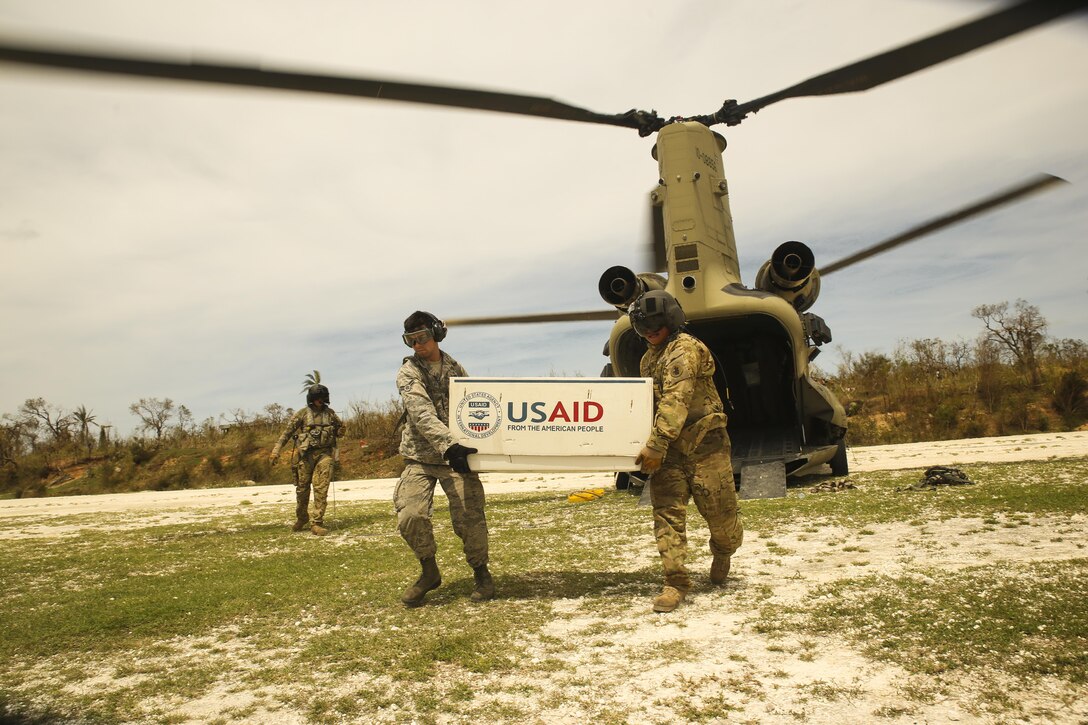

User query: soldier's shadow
[424,568,659,605]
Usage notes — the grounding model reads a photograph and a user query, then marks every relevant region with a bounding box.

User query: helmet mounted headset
[402,310,448,347]
[629,290,686,339]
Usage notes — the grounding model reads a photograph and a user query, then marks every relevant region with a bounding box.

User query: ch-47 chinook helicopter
[1,0,1082,495]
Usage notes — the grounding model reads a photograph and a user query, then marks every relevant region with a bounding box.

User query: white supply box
[449,377,652,472]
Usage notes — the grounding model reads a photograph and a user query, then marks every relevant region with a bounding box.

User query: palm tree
[72,405,97,455]
[301,370,321,392]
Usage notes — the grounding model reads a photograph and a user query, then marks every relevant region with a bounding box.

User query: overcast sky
[2,0,1086,436]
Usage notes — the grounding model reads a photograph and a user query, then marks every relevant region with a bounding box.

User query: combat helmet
[629,290,686,338]
[306,383,330,406]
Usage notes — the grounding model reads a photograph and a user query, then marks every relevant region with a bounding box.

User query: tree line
[830,299,1087,444]
[2,299,1085,496]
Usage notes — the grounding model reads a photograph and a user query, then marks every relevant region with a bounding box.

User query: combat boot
[293,492,309,532]
[470,565,495,603]
[311,523,328,536]
[652,585,686,613]
[710,553,731,586]
[402,557,442,608]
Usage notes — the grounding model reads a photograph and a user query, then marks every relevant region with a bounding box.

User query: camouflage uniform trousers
[295,447,334,526]
[649,429,744,591]
[394,461,489,567]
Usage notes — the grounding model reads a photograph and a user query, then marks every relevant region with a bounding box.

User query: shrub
[1052,370,1087,425]
[128,439,155,465]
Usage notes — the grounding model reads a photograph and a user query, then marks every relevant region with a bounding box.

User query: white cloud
[1,0,1086,433]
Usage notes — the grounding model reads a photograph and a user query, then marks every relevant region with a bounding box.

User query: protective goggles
[629,311,667,338]
[402,329,434,347]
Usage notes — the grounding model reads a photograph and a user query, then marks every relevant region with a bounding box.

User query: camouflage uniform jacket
[272,405,344,457]
[640,331,727,458]
[397,351,468,465]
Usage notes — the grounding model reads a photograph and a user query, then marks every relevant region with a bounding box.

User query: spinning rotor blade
[714,0,1088,126]
[3,0,1084,135]
[820,173,1068,276]
[0,40,659,132]
[445,310,620,327]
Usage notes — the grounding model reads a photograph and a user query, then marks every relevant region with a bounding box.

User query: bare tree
[19,398,72,442]
[129,398,175,440]
[834,347,855,379]
[176,405,194,438]
[263,403,286,426]
[972,299,1047,386]
[947,340,972,372]
[1043,338,1088,369]
[225,409,252,428]
[1,415,36,470]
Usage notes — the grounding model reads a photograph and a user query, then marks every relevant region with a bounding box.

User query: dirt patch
[455,514,1088,724]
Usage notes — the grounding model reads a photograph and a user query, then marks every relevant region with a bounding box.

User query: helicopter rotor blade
[819,173,1068,276]
[445,310,620,327]
[0,40,663,133]
[2,0,1083,135]
[713,0,1088,126]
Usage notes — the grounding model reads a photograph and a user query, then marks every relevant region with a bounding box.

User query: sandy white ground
[2,431,1086,520]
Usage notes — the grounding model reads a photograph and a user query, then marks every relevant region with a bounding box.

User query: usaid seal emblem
[455,391,502,439]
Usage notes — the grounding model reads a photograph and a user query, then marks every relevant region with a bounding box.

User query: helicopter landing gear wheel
[830,441,849,476]
[614,471,630,490]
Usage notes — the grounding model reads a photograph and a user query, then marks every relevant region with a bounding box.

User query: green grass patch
[1,457,1086,722]
[762,559,1088,682]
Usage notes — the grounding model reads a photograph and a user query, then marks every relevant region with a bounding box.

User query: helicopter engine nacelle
[598,266,667,310]
[755,240,821,312]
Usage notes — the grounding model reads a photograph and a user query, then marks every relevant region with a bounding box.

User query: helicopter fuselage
[600,122,847,495]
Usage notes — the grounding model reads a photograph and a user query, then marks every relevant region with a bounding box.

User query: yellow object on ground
[567,488,606,503]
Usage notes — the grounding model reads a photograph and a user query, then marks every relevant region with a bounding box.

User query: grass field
[1,458,1086,724]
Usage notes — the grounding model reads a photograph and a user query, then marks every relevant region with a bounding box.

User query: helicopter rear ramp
[738,461,787,500]
[731,426,799,499]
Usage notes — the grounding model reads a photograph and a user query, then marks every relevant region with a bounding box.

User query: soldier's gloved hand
[269,451,279,466]
[444,443,478,474]
[635,445,664,475]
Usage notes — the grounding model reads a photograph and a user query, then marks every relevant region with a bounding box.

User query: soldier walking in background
[394,310,493,607]
[269,383,344,536]
[630,291,744,613]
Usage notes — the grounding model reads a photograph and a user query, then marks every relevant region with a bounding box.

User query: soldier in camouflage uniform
[394,311,493,607]
[269,383,344,536]
[631,291,744,613]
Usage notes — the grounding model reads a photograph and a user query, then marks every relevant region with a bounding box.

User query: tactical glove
[444,443,478,474]
[635,445,664,475]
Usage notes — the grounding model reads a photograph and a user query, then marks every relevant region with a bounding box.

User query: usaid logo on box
[450,377,652,472]
[454,392,502,438]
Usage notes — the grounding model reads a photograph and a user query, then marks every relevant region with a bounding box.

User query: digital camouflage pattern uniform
[394,352,489,568]
[272,406,344,528]
[641,331,743,592]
